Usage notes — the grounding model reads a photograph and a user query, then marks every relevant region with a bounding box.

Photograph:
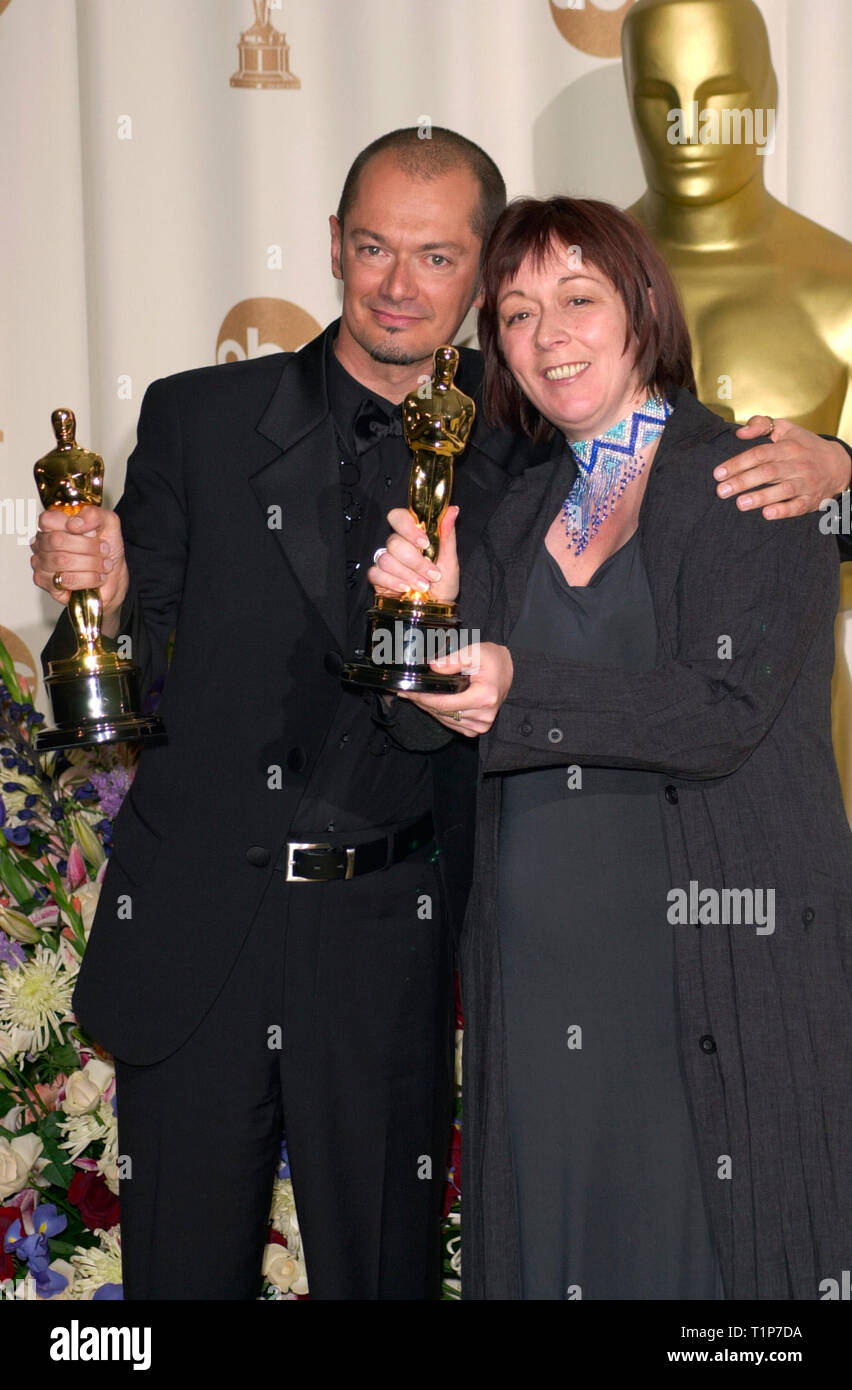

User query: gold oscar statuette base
[34,647,166,753]
[342,593,471,695]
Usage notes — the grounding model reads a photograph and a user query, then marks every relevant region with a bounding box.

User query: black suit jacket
[41,323,546,1065]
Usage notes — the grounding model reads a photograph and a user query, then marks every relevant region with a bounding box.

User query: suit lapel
[250,326,348,653]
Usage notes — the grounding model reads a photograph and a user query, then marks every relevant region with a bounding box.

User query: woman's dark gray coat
[394,388,852,1300]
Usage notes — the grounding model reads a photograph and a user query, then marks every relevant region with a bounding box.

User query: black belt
[275,811,434,882]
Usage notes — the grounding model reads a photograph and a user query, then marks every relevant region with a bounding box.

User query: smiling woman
[384,195,852,1302]
[478,196,694,444]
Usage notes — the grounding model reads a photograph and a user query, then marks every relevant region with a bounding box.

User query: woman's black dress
[497,531,724,1300]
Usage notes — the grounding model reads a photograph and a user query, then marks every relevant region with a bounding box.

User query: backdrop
[2,0,851,698]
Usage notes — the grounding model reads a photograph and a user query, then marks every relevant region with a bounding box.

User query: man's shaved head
[337,126,506,251]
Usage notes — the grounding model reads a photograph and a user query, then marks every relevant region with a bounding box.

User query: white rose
[289,1258,309,1296]
[85,1058,114,1093]
[261,1243,308,1296]
[62,1070,101,1115]
[0,1133,44,1200]
[62,1056,114,1116]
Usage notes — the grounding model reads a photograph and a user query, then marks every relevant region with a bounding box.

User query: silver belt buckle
[284,841,356,882]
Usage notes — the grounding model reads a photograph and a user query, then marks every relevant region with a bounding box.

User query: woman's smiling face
[496,242,648,441]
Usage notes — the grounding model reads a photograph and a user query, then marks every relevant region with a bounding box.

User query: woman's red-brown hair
[478,196,696,442]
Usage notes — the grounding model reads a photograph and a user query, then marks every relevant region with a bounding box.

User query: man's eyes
[355,246,451,266]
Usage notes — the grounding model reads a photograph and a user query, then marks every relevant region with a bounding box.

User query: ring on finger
[52,571,65,592]
[373,547,387,564]
[449,710,462,722]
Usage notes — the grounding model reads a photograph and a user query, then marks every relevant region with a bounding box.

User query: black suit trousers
[111,843,454,1299]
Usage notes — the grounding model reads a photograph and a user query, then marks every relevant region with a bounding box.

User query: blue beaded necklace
[561,392,673,555]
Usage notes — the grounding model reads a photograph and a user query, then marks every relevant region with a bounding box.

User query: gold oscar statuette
[33,409,166,752]
[342,345,473,694]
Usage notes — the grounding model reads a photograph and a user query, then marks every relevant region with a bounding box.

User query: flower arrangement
[0,636,461,1300]
[0,637,128,1300]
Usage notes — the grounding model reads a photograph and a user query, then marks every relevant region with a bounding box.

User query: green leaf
[18,857,48,885]
[0,846,36,906]
[47,1044,81,1074]
[0,638,24,705]
[40,1162,71,1187]
[37,1111,63,1141]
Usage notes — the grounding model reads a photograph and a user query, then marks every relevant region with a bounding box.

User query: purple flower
[89,767,132,820]
[4,1206,68,1296]
[34,1263,69,1298]
[2,825,30,847]
[33,1204,67,1239]
[93,1282,123,1300]
[0,929,26,968]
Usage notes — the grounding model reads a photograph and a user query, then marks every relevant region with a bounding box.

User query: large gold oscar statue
[621,0,852,819]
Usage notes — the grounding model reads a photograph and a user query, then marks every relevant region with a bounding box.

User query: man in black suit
[31,126,852,1300]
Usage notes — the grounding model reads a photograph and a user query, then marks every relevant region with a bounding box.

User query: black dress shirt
[285,334,432,837]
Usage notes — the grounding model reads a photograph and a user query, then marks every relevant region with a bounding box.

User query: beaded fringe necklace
[561,393,673,555]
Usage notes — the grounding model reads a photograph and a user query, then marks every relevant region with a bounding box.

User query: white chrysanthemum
[94,1099,119,1194]
[68,1227,122,1299]
[58,1096,117,1169]
[0,945,77,1055]
[57,1114,103,1162]
[269,1177,302,1257]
